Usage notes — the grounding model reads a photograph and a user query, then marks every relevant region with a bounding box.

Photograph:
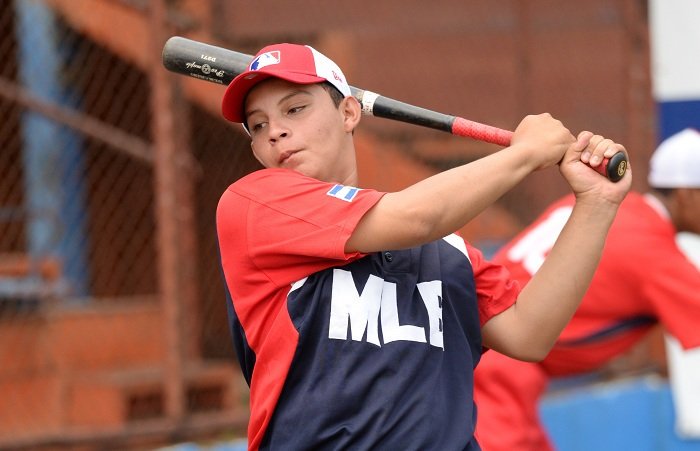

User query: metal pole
[149,0,185,420]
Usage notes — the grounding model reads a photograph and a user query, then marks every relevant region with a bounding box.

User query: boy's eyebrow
[245,88,314,119]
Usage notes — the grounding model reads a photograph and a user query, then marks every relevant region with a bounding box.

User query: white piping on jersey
[442,233,471,263]
[290,277,308,293]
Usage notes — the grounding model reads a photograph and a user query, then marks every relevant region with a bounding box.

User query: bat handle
[452,117,513,146]
[450,118,628,182]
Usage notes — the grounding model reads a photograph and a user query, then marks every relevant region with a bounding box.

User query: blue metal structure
[13,0,89,299]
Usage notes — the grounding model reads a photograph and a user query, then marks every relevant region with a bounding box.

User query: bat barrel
[162,36,251,85]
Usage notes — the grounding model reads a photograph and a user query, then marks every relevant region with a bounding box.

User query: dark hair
[321,81,355,134]
[321,81,345,108]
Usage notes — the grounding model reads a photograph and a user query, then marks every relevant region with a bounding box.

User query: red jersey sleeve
[466,243,521,327]
[638,234,700,349]
[217,168,385,287]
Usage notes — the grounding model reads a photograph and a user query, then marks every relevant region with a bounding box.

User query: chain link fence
[0,0,257,448]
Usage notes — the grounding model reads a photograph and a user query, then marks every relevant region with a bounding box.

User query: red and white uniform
[217,168,520,450]
[474,191,700,450]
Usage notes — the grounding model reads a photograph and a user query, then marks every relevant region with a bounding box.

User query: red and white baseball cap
[648,128,700,188]
[221,43,352,123]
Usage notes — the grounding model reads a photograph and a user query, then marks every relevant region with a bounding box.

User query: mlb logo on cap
[221,43,352,123]
[250,51,281,71]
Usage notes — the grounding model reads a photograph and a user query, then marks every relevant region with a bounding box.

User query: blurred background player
[473,128,700,451]
[215,42,631,450]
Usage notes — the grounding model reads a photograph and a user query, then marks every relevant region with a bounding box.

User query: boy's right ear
[342,96,362,133]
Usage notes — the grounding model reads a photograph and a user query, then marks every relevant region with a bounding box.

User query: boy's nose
[268,120,289,142]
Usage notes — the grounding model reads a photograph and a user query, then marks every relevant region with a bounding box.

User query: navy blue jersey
[216,169,519,450]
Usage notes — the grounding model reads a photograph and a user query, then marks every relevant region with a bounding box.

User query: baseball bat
[162,36,628,182]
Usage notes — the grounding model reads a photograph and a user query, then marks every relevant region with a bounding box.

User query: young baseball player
[215,42,631,450]
[473,128,700,451]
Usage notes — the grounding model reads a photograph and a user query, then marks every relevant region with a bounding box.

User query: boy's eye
[288,105,305,114]
[250,121,266,132]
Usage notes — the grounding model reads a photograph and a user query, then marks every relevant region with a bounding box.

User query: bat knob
[605,151,628,183]
[593,151,628,182]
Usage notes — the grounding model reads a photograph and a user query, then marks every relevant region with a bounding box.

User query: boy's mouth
[279,150,299,165]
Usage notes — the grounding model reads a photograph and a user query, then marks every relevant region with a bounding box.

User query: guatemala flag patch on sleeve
[326,184,360,202]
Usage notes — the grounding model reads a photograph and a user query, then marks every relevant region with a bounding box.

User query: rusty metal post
[149,0,185,420]
[171,83,203,363]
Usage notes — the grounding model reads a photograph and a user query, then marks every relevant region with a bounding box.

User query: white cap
[648,128,700,188]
